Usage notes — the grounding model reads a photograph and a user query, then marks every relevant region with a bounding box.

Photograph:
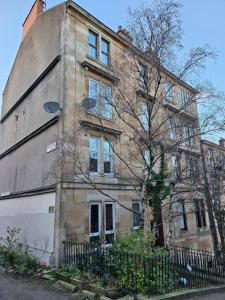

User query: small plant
[0,226,41,276]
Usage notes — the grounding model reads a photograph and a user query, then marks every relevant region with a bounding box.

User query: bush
[112,230,175,295]
[0,226,41,275]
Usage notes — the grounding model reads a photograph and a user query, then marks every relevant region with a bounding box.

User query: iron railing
[62,241,225,295]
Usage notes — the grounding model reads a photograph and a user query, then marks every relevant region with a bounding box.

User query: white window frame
[101,83,112,119]
[89,202,101,239]
[89,136,114,176]
[104,202,115,239]
[89,136,100,175]
[88,78,112,120]
[132,202,141,229]
[102,139,114,176]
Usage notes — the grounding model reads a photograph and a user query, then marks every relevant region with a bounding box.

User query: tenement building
[0,0,214,264]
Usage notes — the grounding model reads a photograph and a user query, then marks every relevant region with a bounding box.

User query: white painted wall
[0,192,55,264]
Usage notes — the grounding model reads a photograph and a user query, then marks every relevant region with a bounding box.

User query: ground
[193,292,225,300]
[0,273,75,300]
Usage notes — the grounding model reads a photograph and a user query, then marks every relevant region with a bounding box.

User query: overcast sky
[1,0,225,113]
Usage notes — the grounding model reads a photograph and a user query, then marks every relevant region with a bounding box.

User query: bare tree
[51,0,225,246]
[200,141,225,254]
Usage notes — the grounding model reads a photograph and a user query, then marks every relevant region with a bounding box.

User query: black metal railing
[62,241,225,295]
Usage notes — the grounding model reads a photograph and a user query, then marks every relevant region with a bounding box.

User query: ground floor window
[195,199,207,228]
[104,203,115,243]
[89,201,115,243]
[132,202,141,229]
[89,203,101,243]
[178,201,188,230]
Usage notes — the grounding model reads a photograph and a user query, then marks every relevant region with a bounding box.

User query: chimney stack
[22,0,44,39]
[116,26,133,44]
[219,138,225,148]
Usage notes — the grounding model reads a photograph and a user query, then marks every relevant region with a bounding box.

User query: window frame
[195,199,207,228]
[89,136,114,176]
[132,201,141,229]
[168,117,176,140]
[88,29,98,60]
[104,202,115,243]
[181,90,192,112]
[88,78,112,120]
[171,154,180,180]
[89,136,100,174]
[139,63,146,87]
[140,102,149,130]
[178,201,188,231]
[164,80,173,101]
[89,202,101,241]
[103,139,113,175]
[101,83,112,119]
[100,37,110,66]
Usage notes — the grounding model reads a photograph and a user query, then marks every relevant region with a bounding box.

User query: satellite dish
[43,102,60,113]
[82,98,97,110]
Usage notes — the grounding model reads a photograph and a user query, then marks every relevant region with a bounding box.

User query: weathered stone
[136,294,149,300]
[100,296,112,300]
[58,280,78,292]
[117,296,135,300]
[42,274,55,283]
[72,292,80,299]
[82,290,97,300]
[0,266,6,273]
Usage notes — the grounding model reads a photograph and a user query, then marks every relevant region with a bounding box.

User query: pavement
[192,293,225,300]
[0,273,75,300]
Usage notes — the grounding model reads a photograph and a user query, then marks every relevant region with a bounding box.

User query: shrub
[112,230,175,295]
[0,226,41,275]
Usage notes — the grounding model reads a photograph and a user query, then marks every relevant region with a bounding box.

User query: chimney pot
[116,26,133,44]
